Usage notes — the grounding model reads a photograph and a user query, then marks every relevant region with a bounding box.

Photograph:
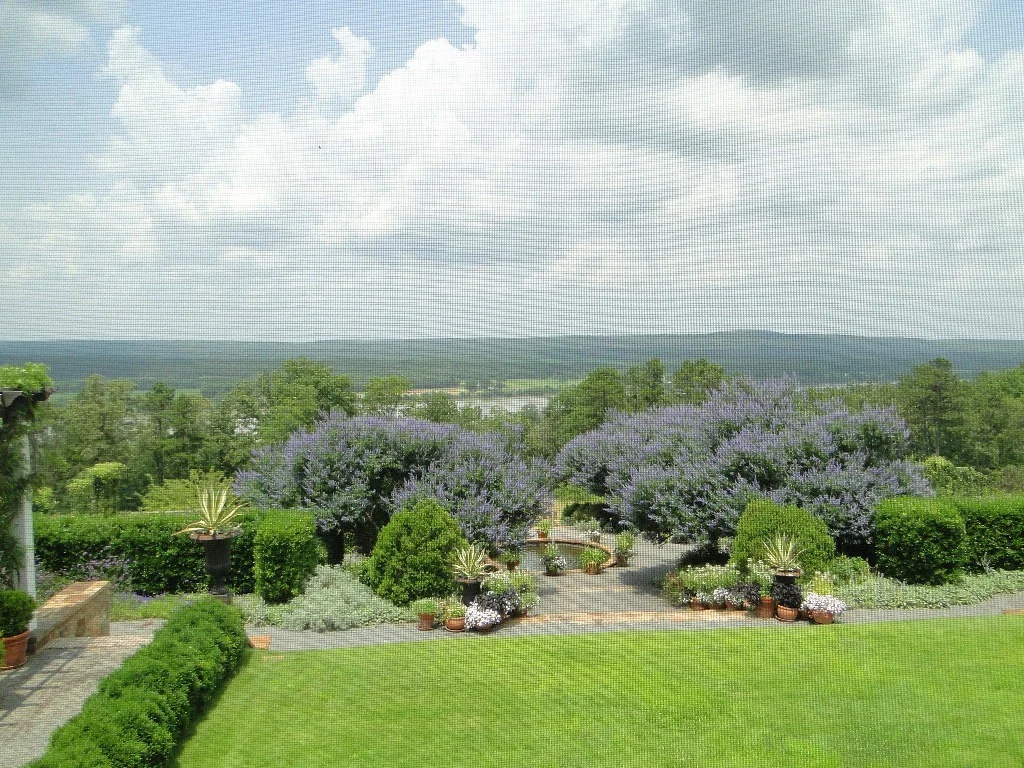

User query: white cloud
[306,26,373,100]
[3,0,1024,340]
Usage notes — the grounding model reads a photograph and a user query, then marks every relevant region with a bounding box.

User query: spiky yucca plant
[177,481,247,537]
[762,534,803,573]
[451,544,491,581]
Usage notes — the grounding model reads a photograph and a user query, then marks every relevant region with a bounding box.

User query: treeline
[25,355,1024,514]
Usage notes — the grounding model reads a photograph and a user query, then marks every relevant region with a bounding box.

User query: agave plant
[762,534,803,574]
[451,544,492,581]
[176,481,247,537]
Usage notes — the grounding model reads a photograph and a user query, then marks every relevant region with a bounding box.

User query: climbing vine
[0,363,54,587]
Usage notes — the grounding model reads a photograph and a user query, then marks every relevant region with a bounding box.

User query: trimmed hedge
[950,495,1024,571]
[254,512,324,603]
[364,498,466,606]
[33,510,320,597]
[874,497,967,585]
[34,512,264,595]
[26,598,247,768]
[729,499,836,576]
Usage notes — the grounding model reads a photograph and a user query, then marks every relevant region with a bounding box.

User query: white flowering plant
[712,586,731,604]
[801,593,848,616]
[465,601,503,630]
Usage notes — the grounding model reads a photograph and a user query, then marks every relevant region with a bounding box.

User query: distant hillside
[3,332,1024,395]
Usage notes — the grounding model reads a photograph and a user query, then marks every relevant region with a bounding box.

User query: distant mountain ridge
[3,332,1024,394]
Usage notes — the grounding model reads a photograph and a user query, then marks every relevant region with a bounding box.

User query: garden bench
[29,580,111,654]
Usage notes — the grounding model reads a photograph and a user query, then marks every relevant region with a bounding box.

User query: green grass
[178,617,1024,767]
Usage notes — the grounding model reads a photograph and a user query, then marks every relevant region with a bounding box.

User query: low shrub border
[874,497,967,585]
[26,597,248,768]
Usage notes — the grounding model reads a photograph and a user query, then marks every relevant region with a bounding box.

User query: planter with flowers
[535,519,552,540]
[802,593,848,625]
[540,545,568,576]
[0,589,36,671]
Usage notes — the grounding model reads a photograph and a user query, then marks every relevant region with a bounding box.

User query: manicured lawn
[178,617,1024,768]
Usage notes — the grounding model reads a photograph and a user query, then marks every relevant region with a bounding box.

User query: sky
[1,0,1023,341]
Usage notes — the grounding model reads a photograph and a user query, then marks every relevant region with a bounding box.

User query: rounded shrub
[364,498,467,605]
[730,499,836,576]
[0,588,36,637]
[875,497,967,585]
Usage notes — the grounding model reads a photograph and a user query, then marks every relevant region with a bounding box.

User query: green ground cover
[178,617,1024,768]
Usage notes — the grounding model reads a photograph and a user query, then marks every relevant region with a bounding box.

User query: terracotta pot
[810,610,835,625]
[417,613,436,631]
[537,530,549,539]
[614,553,629,567]
[776,605,799,622]
[690,599,706,611]
[1,630,31,671]
[444,617,466,632]
[726,600,743,611]
[584,563,600,575]
[545,568,563,577]
[755,597,776,619]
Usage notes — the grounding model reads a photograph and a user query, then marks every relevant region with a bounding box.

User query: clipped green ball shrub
[364,498,467,605]
[949,495,1024,571]
[254,511,324,603]
[730,499,836,576]
[875,497,967,585]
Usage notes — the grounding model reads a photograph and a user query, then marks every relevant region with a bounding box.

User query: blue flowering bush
[236,415,551,552]
[556,379,930,553]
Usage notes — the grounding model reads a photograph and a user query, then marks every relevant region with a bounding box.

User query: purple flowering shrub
[556,380,930,552]
[236,415,550,552]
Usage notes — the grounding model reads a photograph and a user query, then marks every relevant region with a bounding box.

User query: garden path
[0,635,151,768]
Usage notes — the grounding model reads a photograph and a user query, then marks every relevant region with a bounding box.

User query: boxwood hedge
[874,497,967,585]
[26,598,247,768]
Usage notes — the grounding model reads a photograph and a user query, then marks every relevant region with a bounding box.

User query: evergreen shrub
[364,498,467,605]
[730,499,836,577]
[254,511,324,603]
[874,497,967,585]
[950,495,1024,571]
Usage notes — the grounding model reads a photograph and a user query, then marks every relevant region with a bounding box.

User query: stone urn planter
[457,579,482,606]
[191,529,241,602]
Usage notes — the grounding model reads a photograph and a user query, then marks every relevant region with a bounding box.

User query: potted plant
[540,545,567,576]
[762,534,804,582]
[0,589,36,671]
[771,580,803,622]
[693,591,711,610]
[498,547,522,572]
[441,600,467,632]
[452,544,492,605]
[176,481,247,601]
[802,593,848,625]
[613,531,635,566]
[518,591,539,617]
[577,518,602,543]
[410,598,439,631]
[465,599,503,631]
[578,546,606,575]
[711,586,730,610]
[536,518,552,539]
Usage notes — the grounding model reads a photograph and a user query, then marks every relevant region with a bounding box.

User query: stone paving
[0,635,151,768]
